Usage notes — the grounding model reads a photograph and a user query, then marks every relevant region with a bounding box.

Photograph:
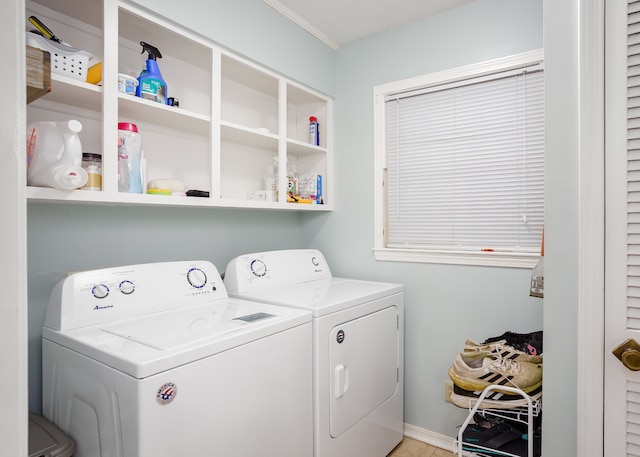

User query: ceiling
[264,0,476,49]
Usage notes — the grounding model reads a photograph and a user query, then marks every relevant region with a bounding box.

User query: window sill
[373,248,539,269]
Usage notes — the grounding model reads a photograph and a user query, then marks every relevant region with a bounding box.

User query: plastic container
[81,153,102,191]
[86,61,102,84]
[118,73,138,95]
[309,116,320,146]
[29,413,76,457]
[26,32,93,81]
[117,123,143,193]
[147,188,172,196]
[26,120,88,190]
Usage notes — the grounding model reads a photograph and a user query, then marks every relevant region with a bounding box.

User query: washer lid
[229,278,403,317]
[42,298,311,379]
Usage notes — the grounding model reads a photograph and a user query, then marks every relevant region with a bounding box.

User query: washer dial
[187,267,207,288]
[92,284,109,299]
[119,280,135,295]
[250,259,267,277]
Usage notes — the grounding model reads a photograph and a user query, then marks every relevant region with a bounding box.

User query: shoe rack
[453,385,541,457]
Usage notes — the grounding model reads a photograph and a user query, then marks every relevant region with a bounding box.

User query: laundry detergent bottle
[136,41,168,104]
[26,120,88,190]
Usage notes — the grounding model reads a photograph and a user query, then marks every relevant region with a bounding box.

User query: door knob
[612,338,640,371]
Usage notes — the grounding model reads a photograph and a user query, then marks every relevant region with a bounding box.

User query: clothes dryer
[224,249,404,457]
[42,260,312,457]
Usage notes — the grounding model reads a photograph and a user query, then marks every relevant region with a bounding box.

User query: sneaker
[464,339,543,364]
[460,421,541,457]
[483,331,543,356]
[448,352,543,394]
[451,384,542,410]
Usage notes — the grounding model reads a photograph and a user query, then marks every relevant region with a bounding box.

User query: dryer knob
[92,283,110,299]
[187,267,207,288]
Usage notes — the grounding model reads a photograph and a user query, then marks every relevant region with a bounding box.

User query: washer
[42,260,313,457]
[224,249,404,457]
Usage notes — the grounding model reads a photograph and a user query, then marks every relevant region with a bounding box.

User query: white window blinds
[384,66,544,253]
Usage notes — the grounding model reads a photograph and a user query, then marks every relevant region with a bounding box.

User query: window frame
[373,49,544,268]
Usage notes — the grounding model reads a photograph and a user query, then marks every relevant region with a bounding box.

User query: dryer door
[329,305,399,437]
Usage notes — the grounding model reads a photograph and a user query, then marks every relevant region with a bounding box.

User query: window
[373,50,544,267]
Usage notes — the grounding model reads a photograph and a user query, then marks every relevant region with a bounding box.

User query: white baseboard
[403,423,456,453]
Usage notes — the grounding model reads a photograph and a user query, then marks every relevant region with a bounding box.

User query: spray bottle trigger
[139,41,162,60]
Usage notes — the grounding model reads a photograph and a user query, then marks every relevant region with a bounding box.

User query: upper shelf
[36,74,101,111]
[221,121,279,150]
[119,94,210,135]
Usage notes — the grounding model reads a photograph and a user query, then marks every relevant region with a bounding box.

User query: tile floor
[387,437,456,457]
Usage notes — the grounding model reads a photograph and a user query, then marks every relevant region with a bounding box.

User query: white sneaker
[449,352,543,394]
[464,339,543,364]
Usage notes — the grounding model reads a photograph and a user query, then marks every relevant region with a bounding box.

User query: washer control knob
[187,267,207,288]
[250,259,267,277]
[311,256,320,266]
[119,280,135,295]
[92,284,110,299]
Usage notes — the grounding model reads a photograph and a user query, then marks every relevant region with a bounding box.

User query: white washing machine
[224,249,404,457]
[42,260,313,457]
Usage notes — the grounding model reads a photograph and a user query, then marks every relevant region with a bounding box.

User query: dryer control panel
[224,249,333,293]
[45,261,227,331]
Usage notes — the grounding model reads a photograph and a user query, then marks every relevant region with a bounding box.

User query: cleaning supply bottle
[136,41,168,104]
[117,123,143,193]
[309,116,320,146]
[530,229,544,298]
[26,120,88,190]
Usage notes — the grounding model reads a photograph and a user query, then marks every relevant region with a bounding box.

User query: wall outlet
[444,380,453,403]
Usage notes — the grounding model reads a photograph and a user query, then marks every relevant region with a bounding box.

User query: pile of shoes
[460,412,542,457]
[448,331,543,410]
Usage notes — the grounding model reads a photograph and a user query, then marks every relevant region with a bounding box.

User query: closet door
[605,1,640,455]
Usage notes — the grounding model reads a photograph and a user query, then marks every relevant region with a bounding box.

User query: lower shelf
[26,186,332,211]
[453,385,541,457]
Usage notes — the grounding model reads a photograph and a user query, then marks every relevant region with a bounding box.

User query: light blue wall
[303,0,544,438]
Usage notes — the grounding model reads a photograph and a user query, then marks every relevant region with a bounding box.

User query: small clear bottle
[262,157,278,202]
[81,153,102,191]
[287,163,298,197]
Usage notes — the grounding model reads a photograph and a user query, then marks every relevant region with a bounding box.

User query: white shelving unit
[453,385,541,457]
[25,0,333,211]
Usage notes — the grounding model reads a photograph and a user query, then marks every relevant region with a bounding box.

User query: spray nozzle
[140,41,162,60]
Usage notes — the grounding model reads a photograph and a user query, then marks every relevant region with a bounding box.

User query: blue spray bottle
[136,41,168,104]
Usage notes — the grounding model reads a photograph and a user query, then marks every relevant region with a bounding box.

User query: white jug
[27,120,88,190]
